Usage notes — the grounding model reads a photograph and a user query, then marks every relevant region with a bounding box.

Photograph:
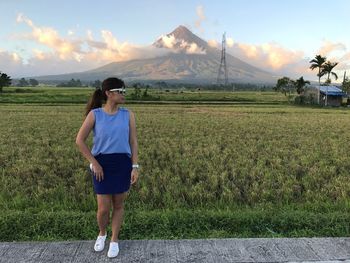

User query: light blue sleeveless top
[91,107,131,157]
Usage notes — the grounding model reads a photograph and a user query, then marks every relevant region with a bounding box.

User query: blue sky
[0,0,349,81]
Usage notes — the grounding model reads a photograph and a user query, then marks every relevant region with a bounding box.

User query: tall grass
[1,103,350,240]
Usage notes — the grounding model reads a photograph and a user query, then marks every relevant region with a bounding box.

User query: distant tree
[142,86,149,98]
[57,78,83,87]
[294,76,310,95]
[93,80,101,88]
[0,71,12,92]
[18,78,29,87]
[321,61,338,84]
[275,77,294,96]
[76,79,82,87]
[29,78,39,87]
[131,86,142,99]
[155,81,168,89]
[68,78,82,87]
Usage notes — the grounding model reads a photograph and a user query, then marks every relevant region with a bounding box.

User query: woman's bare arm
[76,111,104,181]
[129,110,138,165]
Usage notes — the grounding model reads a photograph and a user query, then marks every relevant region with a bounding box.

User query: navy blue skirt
[90,153,132,194]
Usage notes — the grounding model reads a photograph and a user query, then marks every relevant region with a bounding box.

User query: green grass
[1,207,349,241]
[0,86,290,104]
[1,99,350,241]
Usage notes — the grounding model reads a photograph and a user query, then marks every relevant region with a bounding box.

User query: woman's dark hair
[85,77,125,116]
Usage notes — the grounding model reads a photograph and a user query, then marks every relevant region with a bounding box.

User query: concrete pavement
[1,237,350,263]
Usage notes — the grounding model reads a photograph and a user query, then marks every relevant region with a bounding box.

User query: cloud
[226,38,350,81]
[16,13,81,60]
[226,37,234,48]
[208,39,219,48]
[6,13,349,81]
[195,5,206,32]
[318,40,346,57]
[209,36,234,49]
[186,42,206,54]
[16,13,170,64]
[8,13,177,76]
[158,34,206,54]
[315,40,350,72]
[86,30,94,41]
[227,41,310,78]
[160,34,176,49]
[0,50,24,75]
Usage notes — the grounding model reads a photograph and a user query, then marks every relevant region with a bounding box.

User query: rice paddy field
[0,87,350,241]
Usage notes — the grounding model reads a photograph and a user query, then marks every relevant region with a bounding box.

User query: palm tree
[309,55,326,104]
[320,61,338,106]
[321,61,338,83]
[295,76,310,95]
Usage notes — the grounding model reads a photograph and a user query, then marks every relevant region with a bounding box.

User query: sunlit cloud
[236,43,259,58]
[186,42,206,54]
[86,30,93,41]
[8,13,176,76]
[16,13,81,60]
[227,39,349,81]
[33,49,46,60]
[208,39,219,48]
[158,34,206,54]
[318,40,346,57]
[226,37,234,48]
[314,40,350,73]
[159,34,176,49]
[16,13,171,64]
[0,50,26,76]
[195,5,206,32]
[5,13,349,81]
[340,52,350,66]
[227,41,312,79]
[234,42,304,70]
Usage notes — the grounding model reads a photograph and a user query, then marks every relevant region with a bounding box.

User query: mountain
[35,25,277,84]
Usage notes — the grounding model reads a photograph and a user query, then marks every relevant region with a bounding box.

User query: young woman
[76,77,139,258]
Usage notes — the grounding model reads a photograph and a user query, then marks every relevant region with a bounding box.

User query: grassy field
[0,86,289,104]
[1,88,350,241]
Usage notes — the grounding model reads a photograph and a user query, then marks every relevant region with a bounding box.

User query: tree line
[17,78,39,87]
[274,54,350,105]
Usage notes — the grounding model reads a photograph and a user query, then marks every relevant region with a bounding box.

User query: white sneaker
[94,234,107,252]
[107,242,119,258]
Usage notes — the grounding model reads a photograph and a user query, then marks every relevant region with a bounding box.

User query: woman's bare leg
[110,192,128,242]
[96,194,112,236]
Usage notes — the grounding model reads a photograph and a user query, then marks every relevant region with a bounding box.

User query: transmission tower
[217,32,228,85]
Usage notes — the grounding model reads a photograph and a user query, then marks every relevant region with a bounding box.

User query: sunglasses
[109,88,126,95]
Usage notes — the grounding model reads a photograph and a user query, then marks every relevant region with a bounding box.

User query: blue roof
[313,86,346,96]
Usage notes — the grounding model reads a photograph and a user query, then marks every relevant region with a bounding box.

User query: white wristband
[132,164,139,169]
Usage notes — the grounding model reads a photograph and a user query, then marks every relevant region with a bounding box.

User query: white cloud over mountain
[158,34,206,54]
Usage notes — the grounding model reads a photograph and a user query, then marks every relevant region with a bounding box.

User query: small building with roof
[305,85,347,106]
